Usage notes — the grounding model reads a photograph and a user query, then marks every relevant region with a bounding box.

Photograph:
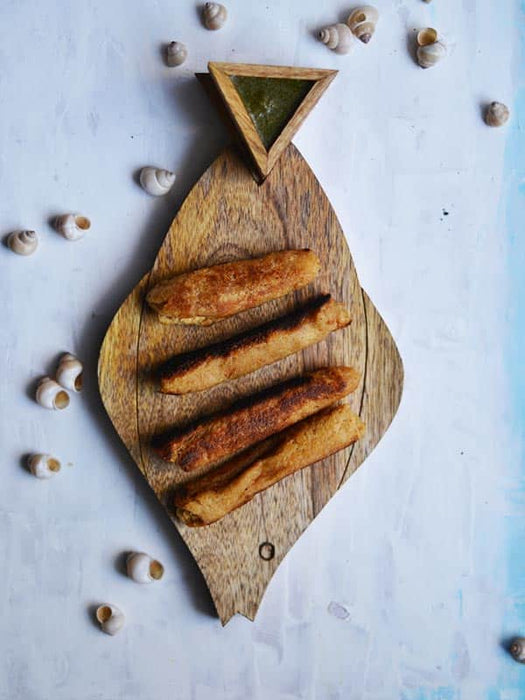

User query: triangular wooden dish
[98,144,403,624]
[208,62,337,182]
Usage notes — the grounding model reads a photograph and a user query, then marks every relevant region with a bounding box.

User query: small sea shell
[54,214,91,241]
[96,604,125,636]
[202,2,227,30]
[416,28,446,68]
[56,353,83,393]
[485,101,510,127]
[139,167,176,197]
[317,23,353,54]
[347,6,379,44]
[417,27,438,46]
[417,41,446,68]
[7,230,39,256]
[126,552,165,584]
[27,453,61,479]
[166,41,187,67]
[36,377,70,410]
[510,638,525,663]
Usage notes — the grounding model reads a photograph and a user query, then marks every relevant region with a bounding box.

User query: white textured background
[0,1,522,698]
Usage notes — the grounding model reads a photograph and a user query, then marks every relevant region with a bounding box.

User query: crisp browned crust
[158,294,351,394]
[174,404,365,527]
[146,249,320,325]
[151,366,360,471]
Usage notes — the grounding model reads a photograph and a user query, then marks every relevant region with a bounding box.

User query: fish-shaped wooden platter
[98,64,403,624]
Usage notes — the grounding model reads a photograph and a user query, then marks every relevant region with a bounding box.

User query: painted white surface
[0,1,521,698]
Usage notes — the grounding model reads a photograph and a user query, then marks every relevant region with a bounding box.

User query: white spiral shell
[347,6,379,44]
[54,214,91,241]
[56,353,83,393]
[485,101,510,127]
[96,604,125,636]
[7,230,39,256]
[126,552,165,583]
[27,453,61,479]
[202,2,227,30]
[416,28,446,68]
[139,167,176,196]
[166,41,187,67]
[36,377,70,410]
[317,23,353,54]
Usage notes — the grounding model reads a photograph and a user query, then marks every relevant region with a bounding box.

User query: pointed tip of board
[219,610,257,626]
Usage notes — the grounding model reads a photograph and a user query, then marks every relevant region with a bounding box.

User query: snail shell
[166,41,187,67]
[126,552,165,583]
[56,353,83,393]
[317,23,353,54]
[7,230,39,256]
[36,377,70,410]
[96,604,125,636]
[139,167,176,196]
[202,2,227,30]
[510,638,525,663]
[347,6,379,44]
[54,214,91,241]
[27,453,61,479]
[485,101,510,127]
[416,28,446,68]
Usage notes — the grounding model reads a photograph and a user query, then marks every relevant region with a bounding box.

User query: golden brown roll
[158,294,351,394]
[151,366,360,471]
[174,404,365,527]
[146,249,320,325]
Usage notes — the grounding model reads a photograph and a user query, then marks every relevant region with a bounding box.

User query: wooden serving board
[98,143,403,624]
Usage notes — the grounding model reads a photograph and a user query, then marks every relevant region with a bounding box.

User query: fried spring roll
[174,404,365,527]
[151,366,360,471]
[158,294,351,394]
[146,249,320,325]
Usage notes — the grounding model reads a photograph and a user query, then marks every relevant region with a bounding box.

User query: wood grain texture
[98,144,403,624]
[208,63,337,182]
[98,276,149,475]
[339,289,404,488]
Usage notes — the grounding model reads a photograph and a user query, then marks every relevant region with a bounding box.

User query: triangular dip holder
[208,62,337,182]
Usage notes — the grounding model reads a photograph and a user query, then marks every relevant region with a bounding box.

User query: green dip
[231,76,314,149]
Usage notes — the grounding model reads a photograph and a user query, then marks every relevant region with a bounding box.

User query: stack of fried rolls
[146,249,364,526]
